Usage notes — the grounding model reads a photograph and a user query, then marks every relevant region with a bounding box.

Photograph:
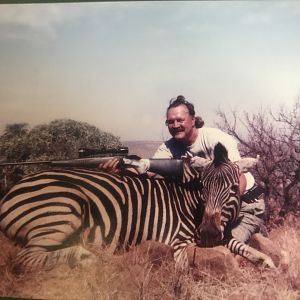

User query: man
[152,95,265,243]
[99,95,265,243]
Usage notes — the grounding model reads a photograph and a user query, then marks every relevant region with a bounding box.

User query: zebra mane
[213,143,229,167]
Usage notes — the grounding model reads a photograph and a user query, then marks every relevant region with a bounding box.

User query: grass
[0,222,299,300]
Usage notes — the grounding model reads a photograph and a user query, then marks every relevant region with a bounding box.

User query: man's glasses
[165,118,186,126]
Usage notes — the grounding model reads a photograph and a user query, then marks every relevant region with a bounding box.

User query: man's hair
[167,95,195,117]
[167,95,204,128]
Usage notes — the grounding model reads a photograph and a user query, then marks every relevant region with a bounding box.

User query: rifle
[0,147,129,169]
[0,146,183,178]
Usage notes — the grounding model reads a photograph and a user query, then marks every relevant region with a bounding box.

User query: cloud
[0,4,90,39]
[241,13,271,26]
[240,2,300,26]
[0,4,81,26]
[0,2,150,41]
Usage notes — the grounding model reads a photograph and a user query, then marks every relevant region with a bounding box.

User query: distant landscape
[122,140,162,158]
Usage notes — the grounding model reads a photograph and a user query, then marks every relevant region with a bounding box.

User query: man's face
[166,104,195,143]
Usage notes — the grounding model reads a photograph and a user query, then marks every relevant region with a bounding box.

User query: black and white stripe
[0,165,203,270]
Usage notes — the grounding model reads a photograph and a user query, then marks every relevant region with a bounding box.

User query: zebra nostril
[80,253,90,260]
[196,223,223,247]
[194,230,202,245]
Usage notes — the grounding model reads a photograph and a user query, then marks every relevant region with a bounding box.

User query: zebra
[0,162,203,271]
[190,143,275,268]
[0,147,275,271]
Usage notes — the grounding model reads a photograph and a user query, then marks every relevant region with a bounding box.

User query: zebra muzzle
[195,212,223,247]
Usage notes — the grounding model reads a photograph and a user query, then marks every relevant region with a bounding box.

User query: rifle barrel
[0,161,52,167]
[0,157,115,168]
[50,157,112,168]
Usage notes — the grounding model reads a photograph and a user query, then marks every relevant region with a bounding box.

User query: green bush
[0,119,122,194]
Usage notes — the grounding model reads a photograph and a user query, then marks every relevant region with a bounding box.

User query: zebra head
[191,143,259,247]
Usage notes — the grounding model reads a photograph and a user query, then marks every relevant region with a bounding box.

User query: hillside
[122,140,162,158]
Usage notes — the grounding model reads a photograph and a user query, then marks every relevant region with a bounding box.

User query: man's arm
[152,142,173,159]
[239,173,247,195]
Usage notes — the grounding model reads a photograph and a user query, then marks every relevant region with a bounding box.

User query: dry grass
[0,222,300,300]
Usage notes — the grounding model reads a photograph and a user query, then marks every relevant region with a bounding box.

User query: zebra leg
[14,244,97,271]
[52,245,97,269]
[249,233,290,268]
[226,238,276,269]
[172,241,193,270]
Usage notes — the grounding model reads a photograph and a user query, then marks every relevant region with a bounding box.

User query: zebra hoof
[262,257,276,270]
[69,247,97,269]
[77,254,97,269]
[279,250,290,272]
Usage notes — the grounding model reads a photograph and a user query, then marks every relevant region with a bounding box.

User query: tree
[0,119,122,195]
[271,99,300,216]
[25,119,122,161]
[216,99,300,223]
[0,123,30,162]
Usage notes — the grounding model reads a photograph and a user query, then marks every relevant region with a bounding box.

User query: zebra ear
[190,156,211,170]
[235,155,260,173]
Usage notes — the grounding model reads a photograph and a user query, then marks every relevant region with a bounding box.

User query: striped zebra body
[0,146,276,271]
[0,165,203,271]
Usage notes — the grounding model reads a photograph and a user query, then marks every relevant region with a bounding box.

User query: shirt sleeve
[152,143,173,158]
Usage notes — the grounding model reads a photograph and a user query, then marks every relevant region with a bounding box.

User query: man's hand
[98,158,121,174]
[122,158,150,174]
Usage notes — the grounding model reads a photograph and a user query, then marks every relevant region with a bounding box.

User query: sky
[0,1,300,142]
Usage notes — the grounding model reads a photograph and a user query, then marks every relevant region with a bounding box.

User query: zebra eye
[199,181,204,190]
[231,184,239,193]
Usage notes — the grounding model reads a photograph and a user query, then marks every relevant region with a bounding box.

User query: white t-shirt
[153,127,255,190]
